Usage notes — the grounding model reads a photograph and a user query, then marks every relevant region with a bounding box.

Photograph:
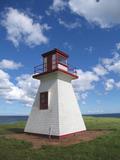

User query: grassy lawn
[0,117,120,160]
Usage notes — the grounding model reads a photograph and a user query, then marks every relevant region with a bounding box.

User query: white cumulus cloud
[102,52,120,74]
[0,69,13,92]
[105,78,120,91]
[1,7,49,47]
[105,79,115,91]
[116,82,120,89]
[72,44,120,102]
[93,64,107,76]
[116,42,120,51]
[73,69,99,92]
[0,59,23,70]
[69,0,120,28]
[58,18,81,29]
[0,68,39,106]
[51,0,120,28]
[50,0,67,11]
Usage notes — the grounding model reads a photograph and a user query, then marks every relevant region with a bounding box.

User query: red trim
[56,51,58,66]
[57,68,78,79]
[33,68,78,79]
[42,48,69,58]
[47,54,52,72]
[24,130,86,139]
[58,62,68,68]
[59,130,86,139]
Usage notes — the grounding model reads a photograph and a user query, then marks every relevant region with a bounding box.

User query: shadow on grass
[7,128,24,134]
[87,128,117,131]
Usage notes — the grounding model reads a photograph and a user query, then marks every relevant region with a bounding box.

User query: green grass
[0,117,120,160]
[0,121,25,135]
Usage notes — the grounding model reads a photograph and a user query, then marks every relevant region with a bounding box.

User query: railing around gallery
[33,61,77,75]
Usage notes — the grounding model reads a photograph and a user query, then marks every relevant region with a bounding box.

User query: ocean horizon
[0,115,28,124]
[0,113,120,124]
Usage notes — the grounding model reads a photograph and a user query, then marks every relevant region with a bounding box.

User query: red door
[47,54,52,72]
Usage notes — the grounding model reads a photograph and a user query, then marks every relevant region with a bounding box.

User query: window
[58,55,67,66]
[44,57,47,72]
[40,92,48,110]
[52,54,56,69]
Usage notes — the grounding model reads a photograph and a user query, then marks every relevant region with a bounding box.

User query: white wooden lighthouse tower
[24,48,86,138]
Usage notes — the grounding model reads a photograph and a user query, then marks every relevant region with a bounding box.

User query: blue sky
[0,0,120,115]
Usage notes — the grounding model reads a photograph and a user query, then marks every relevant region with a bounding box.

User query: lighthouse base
[25,130,86,139]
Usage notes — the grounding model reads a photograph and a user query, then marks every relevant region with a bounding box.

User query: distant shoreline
[0,115,28,124]
[0,113,120,124]
[0,113,120,117]
[83,113,120,118]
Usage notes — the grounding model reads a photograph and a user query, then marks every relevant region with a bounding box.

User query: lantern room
[42,48,68,72]
[33,48,78,79]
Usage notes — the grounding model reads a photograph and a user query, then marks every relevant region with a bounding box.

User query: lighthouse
[24,48,86,138]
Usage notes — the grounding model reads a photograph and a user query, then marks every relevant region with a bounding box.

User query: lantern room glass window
[58,55,67,66]
[44,57,47,72]
[52,54,56,69]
